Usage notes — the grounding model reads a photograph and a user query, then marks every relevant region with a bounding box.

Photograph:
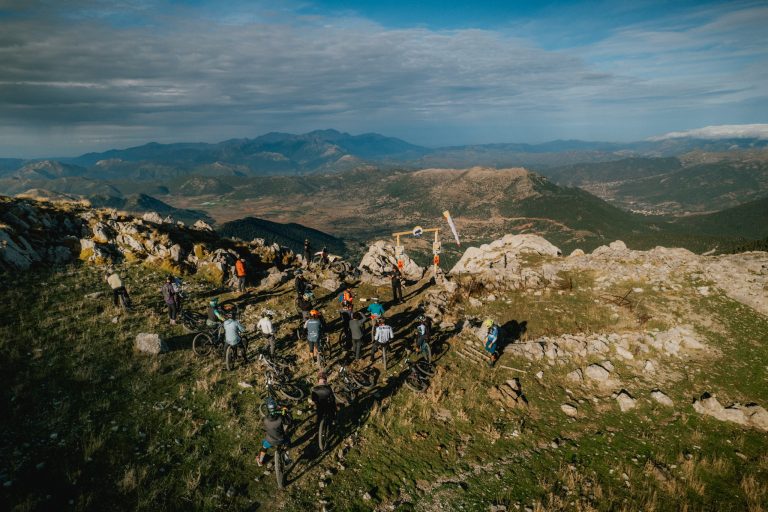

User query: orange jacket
[235,260,246,277]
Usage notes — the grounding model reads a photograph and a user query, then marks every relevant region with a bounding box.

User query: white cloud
[649,124,768,140]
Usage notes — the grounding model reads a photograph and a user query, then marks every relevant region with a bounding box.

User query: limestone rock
[561,404,578,417]
[650,389,674,407]
[569,248,585,258]
[616,390,636,412]
[134,333,168,355]
[692,393,768,431]
[259,268,288,289]
[450,234,561,275]
[142,212,164,224]
[585,363,611,383]
[192,219,214,232]
[358,240,424,285]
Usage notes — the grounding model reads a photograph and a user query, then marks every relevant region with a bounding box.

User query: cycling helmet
[310,309,319,317]
[295,269,303,275]
[209,297,219,307]
[303,291,314,300]
[417,315,426,322]
[266,396,277,414]
[263,309,275,318]
[484,318,494,328]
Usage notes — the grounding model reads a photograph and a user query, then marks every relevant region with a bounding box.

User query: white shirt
[374,325,393,344]
[257,317,274,335]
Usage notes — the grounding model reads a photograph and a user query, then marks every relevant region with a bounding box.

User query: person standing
[235,257,247,293]
[484,318,500,367]
[391,269,403,304]
[223,312,248,364]
[258,310,276,356]
[303,239,312,268]
[161,275,178,325]
[371,317,393,364]
[348,311,365,361]
[105,269,131,309]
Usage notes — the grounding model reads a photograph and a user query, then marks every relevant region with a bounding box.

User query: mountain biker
[348,311,366,361]
[105,269,131,309]
[257,397,291,467]
[337,287,354,344]
[294,270,309,296]
[223,312,249,364]
[371,317,393,364]
[171,276,184,311]
[161,275,178,325]
[366,297,385,340]
[207,297,226,328]
[413,315,428,353]
[391,269,403,304]
[303,239,311,268]
[235,257,247,293]
[296,291,313,322]
[484,318,500,367]
[304,310,323,359]
[311,372,336,431]
[258,310,276,356]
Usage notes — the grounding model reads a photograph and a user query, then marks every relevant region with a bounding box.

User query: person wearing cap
[484,318,500,367]
[310,373,336,438]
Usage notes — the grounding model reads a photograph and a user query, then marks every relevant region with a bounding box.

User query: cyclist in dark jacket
[348,312,366,361]
[311,373,336,425]
[257,398,291,467]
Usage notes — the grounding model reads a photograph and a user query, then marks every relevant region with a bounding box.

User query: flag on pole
[443,210,460,246]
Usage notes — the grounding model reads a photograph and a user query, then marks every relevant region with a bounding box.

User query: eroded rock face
[451,234,562,275]
[358,240,424,285]
[692,393,768,431]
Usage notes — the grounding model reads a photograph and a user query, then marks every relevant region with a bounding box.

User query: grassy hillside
[668,196,768,240]
[2,251,768,511]
[536,157,682,187]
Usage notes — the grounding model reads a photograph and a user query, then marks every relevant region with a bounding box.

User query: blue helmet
[266,397,277,414]
[209,297,219,307]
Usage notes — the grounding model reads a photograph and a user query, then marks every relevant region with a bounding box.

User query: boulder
[134,333,168,355]
[616,390,636,412]
[692,393,768,431]
[650,389,674,407]
[569,248,585,258]
[259,268,288,289]
[192,219,214,232]
[561,404,578,417]
[0,229,41,270]
[584,363,611,383]
[358,240,424,285]
[450,234,561,275]
[142,212,164,224]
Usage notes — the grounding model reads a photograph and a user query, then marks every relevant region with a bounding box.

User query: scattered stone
[616,390,637,412]
[650,389,674,407]
[561,404,578,417]
[692,393,768,431]
[134,333,168,355]
[584,363,611,383]
[84,291,104,299]
[566,368,583,383]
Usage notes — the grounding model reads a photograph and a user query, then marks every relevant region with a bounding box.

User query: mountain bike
[180,309,206,333]
[192,324,224,356]
[224,334,250,371]
[414,335,432,364]
[257,353,294,383]
[259,373,305,408]
[333,366,375,405]
[316,334,331,368]
[274,441,292,489]
[403,359,429,392]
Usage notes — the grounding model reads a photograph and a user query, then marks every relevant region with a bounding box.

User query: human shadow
[498,319,528,353]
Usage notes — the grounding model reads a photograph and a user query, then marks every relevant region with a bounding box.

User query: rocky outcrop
[692,393,768,431]
[448,234,562,291]
[358,240,424,285]
[0,196,295,280]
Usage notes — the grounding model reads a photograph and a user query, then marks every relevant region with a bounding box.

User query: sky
[0,0,766,157]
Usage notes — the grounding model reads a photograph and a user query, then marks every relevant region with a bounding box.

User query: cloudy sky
[0,0,766,157]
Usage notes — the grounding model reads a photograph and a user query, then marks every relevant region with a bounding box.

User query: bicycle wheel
[259,401,269,418]
[421,342,432,364]
[276,385,305,402]
[225,345,235,370]
[404,374,428,392]
[275,448,284,489]
[350,370,375,389]
[318,418,327,451]
[192,332,213,357]
[415,360,436,377]
[321,337,331,360]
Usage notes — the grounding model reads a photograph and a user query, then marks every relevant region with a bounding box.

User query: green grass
[2,261,767,511]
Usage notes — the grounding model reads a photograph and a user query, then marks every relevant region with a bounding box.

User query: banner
[443,210,461,246]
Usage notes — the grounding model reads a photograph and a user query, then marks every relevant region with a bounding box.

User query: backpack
[306,319,321,343]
